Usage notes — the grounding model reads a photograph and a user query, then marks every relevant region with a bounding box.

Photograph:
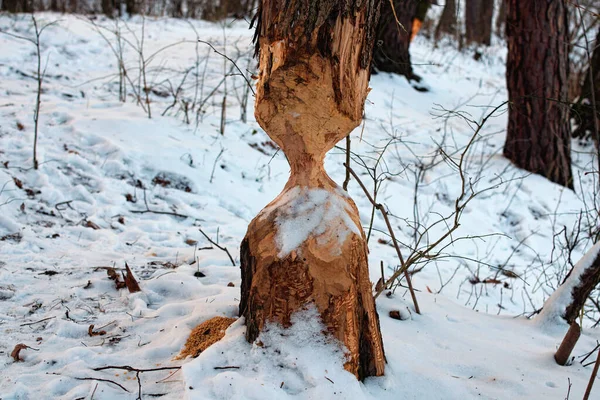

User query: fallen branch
[19,316,56,326]
[92,364,181,400]
[130,189,189,219]
[93,365,181,373]
[67,375,129,393]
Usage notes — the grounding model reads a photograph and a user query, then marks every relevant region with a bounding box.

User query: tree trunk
[504,0,573,189]
[241,0,386,380]
[572,28,600,142]
[537,241,600,327]
[373,0,419,81]
[435,0,457,42]
[465,0,494,46]
[1,0,31,12]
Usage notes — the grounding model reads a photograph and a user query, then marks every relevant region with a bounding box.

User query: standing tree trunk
[465,0,494,46]
[504,0,573,189]
[572,28,600,143]
[1,0,31,12]
[435,0,457,42]
[241,0,385,380]
[373,0,420,81]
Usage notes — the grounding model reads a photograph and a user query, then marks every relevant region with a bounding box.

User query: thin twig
[20,316,56,326]
[198,40,255,95]
[198,227,236,266]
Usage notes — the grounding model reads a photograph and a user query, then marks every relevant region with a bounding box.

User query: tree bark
[572,28,600,143]
[465,0,494,46]
[435,0,457,42]
[373,0,419,80]
[241,0,385,380]
[1,0,31,12]
[504,0,573,189]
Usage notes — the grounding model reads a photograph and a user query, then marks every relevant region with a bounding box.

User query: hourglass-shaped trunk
[239,0,385,380]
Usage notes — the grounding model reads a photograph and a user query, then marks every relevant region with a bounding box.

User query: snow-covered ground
[1,13,599,400]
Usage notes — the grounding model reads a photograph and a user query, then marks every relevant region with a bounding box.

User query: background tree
[504,0,573,188]
[572,28,600,143]
[373,0,420,81]
[465,0,493,46]
[435,0,457,42]
[240,0,386,380]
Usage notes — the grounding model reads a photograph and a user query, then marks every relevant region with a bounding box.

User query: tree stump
[239,0,385,380]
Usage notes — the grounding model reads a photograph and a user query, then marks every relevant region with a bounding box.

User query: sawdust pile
[176,316,236,359]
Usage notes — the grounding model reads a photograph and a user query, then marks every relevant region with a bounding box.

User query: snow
[0,12,599,400]
[259,186,362,257]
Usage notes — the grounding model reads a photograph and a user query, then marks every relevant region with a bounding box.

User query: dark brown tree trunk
[1,0,31,12]
[504,0,573,189]
[125,0,137,15]
[465,0,494,46]
[435,0,457,41]
[373,0,419,80]
[572,28,600,142]
[241,0,386,380]
[101,0,114,16]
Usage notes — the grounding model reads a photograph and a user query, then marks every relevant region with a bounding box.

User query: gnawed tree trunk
[504,0,573,189]
[572,28,600,143]
[465,0,493,46]
[537,241,600,327]
[373,0,419,81]
[240,0,385,380]
[435,0,457,42]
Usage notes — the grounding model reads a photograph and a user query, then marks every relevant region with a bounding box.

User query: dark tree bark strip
[465,0,494,46]
[435,0,457,42]
[504,0,573,189]
[372,0,419,80]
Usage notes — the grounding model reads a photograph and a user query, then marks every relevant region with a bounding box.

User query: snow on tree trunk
[504,0,573,189]
[537,241,600,327]
[240,0,386,380]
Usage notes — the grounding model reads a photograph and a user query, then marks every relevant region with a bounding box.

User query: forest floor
[1,13,600,400]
